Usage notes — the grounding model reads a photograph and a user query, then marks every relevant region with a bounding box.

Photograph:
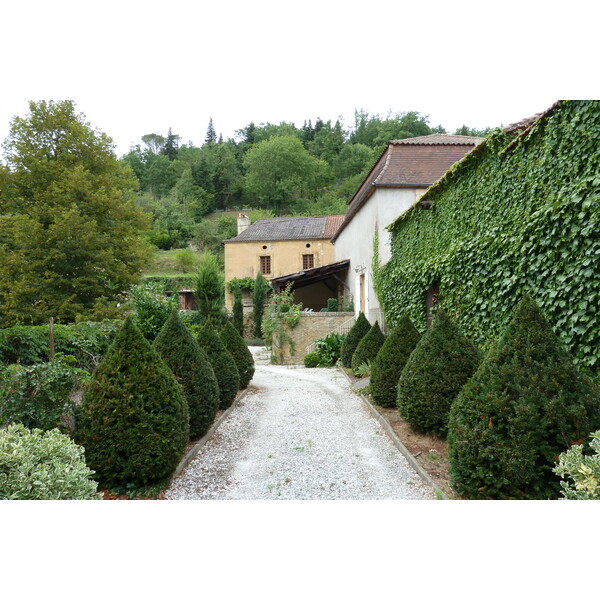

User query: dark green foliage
[304,352,320,368]
[340,312,370,368]
[447,297,600,500]
[130,281,177,340]
[371,316,420,408]
[0,321,120,369]
[0,355,88,432]
[75,317,189,488]
[196,252,226,326]
[352,321,386,374]
[194,324,240,409]
[327,298,338,312]
[314,332,345,367]
[379,101,600,375]
[397,311,480,436]
[220,322,255,389]
[252,273,270,338]
[232,287,244,336]
[154,309,219,439]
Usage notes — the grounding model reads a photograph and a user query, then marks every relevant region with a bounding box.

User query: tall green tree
[162,127,180,161]
[205,118,217,144]
[243,135,330,213]
[0,100,151,326]
[196,252,226,325]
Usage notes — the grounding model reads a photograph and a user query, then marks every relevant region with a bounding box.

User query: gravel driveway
[165,347,435,500]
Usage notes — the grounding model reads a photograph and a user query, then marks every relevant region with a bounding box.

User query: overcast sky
[1,1,597,157]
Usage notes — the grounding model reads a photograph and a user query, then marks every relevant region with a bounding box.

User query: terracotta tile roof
[331,134,483,242]
[224,215,345,243]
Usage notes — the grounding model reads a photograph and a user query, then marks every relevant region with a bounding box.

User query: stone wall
[272,312,354,365]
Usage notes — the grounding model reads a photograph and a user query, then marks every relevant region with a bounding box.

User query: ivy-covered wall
[377,100,599,376]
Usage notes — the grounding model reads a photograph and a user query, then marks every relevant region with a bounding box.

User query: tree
[232,286,244,336]
[370,316,420,408]
[448,297,600,499]
[0,100,151,326]
[397,312,480,436]
[205,118,217,144]
[220,322,255,389]
[194,324,240,409]
[162,127,180,161]
[252,273,270,338]
[340,312,371,368]
[75,317,189,488]
[142,133,166,154]
[196,252,226,325]
[351,321,386,374]
[154,309,219,439]
[243,135,330,213]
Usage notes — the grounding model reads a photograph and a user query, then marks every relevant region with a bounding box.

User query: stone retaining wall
[273,312,354,365]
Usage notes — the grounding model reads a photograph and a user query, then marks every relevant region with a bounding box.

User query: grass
[143,249,202,277]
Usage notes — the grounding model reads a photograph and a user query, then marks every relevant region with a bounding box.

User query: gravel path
[165,347,434,500]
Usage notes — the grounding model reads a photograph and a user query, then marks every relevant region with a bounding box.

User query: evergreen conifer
[154,309,219,439]
[448,297,600,499]
[397,311,480,436]
[75,318,189,488]
[370,316,420,407]
[220,323,255,389]
[351,321,386,374]
[340,312,370,368]
[233,287,244,336]
[195,324,240,409]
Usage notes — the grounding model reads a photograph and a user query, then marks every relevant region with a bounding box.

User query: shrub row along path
[165,347,434,500]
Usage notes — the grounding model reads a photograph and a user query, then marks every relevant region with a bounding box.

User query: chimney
[237,213,250,235]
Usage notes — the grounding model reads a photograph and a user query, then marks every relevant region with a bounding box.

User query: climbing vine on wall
[377,100,600,375]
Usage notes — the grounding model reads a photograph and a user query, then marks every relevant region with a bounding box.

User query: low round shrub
[327,298,338,312]
[75,317,189,488]
[0,424,100,500]
[370,316,420,408]
[194,324,240,409]
[397,311,480,436]
[220,322,255,389]
[154,309,219,439]
[304,352,320,368]
[352,321,385,375]
[448,297,600,499]
[340,312,370,368]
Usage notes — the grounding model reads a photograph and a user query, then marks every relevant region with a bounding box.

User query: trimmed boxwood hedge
[75,317,189,488]
[448,297,600,499]
[340,312,370,368]
[370,315,420,408]
[351,321,385,374]
[220,322,255,389]
[397,311,480,436]
[194,323,240,409]
[154,309,219,439]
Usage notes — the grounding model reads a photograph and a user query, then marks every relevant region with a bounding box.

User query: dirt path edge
[337,367,446,499]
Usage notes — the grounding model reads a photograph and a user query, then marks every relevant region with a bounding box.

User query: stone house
[331,134,484,326]
[223,214,345,311]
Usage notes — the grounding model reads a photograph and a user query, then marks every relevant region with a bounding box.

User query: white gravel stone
[165,346,435,500]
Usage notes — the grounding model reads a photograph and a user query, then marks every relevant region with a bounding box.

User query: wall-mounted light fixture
[353,264,365,273]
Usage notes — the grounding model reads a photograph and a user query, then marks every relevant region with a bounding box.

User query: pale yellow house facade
[223,214,344,310]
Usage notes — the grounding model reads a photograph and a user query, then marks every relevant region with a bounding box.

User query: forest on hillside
[121,112,489,251]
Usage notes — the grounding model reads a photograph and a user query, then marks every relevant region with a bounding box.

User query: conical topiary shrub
[220,322,255,389]
[351,321,386,375]
[195,323,240,410]
[154,309,219,439]
[340,312,370,368]
[448,297,600,500]
[397,311,480,436]
[370,316,420,407]
[75,317,189,488]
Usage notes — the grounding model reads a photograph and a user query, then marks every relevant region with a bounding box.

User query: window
[302,254,314,270]
[260,255,271,275]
